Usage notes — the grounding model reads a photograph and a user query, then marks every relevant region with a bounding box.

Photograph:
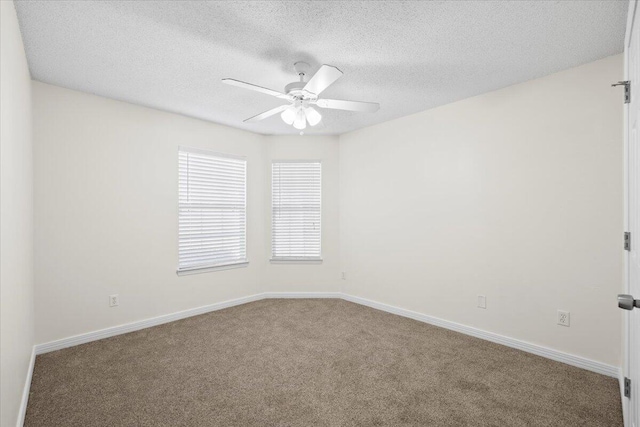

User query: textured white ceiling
[15,1,626,135]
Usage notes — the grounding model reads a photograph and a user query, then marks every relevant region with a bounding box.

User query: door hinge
[612,81,631,104]
[625,232,631,251]
[624,377,631,398]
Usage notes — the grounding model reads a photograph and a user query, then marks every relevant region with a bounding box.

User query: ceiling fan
[222,62,380,130]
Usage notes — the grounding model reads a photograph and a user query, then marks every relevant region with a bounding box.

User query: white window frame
[177,146,248,276]
[270,160,322,264]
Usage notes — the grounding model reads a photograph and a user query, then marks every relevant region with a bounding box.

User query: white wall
[33,82,267,344]
[339,54,624,366]
[33,55,624,368]
[0,2,35,426]
[33,83,343,343]
[263,135,341,293]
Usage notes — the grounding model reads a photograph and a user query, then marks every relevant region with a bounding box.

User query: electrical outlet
[477,295,486,309]
[109,294,119,307]
[557,310,570,327]
[341,272,347,280]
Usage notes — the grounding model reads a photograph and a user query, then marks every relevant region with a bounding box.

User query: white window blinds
[272,161,321,260]
[178,147,247,273]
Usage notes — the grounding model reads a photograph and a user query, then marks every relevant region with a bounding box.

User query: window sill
[270,258,323,265]
[176,261,249,276]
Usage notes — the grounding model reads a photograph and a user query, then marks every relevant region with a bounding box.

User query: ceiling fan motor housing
[286,62,318,100]
[284,81,316,100]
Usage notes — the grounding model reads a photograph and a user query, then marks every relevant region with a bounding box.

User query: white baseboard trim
[341,294,619,378]
[34,293,265,355]
[34,292,340,355]
[33,291,619,380]
[17,346,36,427]
[264,292,342,299]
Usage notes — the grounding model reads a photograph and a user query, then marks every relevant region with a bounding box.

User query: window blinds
[271,161,321,260]
[178,147,247,272]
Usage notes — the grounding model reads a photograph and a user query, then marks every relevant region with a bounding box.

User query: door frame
[624,1,638,426]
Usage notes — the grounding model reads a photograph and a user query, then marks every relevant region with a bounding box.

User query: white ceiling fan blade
[316,98,380,113]
[222,79,290,100]
[244,104,290,123]
[303,65,343,95]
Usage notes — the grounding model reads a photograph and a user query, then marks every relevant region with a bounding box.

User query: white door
[625,1,640,425]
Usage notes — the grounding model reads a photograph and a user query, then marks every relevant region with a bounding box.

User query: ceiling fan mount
[293,61,310,78]
[223,61,380,130]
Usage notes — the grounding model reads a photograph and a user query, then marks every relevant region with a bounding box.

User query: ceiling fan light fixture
[304,106,322,126]
[293,108,307,130]
[281,106,296,125]
[224,62,380,129]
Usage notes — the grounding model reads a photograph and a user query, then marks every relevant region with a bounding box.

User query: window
[271,161,321,262]
[178,147,247,274]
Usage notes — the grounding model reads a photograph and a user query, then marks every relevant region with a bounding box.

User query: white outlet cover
[477,295,486,309]
[109,294,119,307]
[557,310,570,327]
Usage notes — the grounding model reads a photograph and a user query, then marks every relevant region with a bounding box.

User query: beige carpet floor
[25,299,622,426]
